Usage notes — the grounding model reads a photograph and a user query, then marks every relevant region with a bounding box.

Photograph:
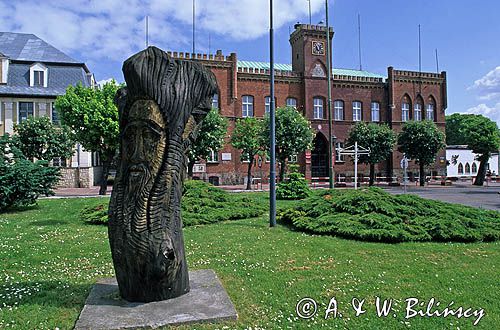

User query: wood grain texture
[109,46,218,302]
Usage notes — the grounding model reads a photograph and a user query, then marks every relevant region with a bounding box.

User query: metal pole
[354,141,358,190]
[435,48,439,73]
[418,24,421,73]
[325,0,334,189]
[269,0,276,227]
[358,14,362,71]
[404,155,408,194]
[146,16,149,48]
[192,0,196,54]
[308,0,312,25]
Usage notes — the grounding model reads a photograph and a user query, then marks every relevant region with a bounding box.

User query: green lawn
[0,195,499,329]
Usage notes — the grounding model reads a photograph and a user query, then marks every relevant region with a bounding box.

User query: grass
[0,194,499,329]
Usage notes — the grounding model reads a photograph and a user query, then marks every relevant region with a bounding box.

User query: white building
[446,145,499,177]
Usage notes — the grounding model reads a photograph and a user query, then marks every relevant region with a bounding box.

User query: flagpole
[326,0,334,189]
[269,0,276,227]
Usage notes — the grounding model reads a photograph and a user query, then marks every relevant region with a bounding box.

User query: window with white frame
[414,102,422,121]
[242,95,254,117]
[371,102,380,122]
[286,97,297,108]
[458,163,464,175]
[334,100,344,121]
[29,63,48,87]
[207,149,219,163]
[18,102,34,122]
[265,96,271,114]
[402,102,410,122]
[33,71,44,87]
[426,103,435,121]
[211,93,219,109]
[465,163,471,174]
[335,142,345,162]
[313,97,324,119]
[352,101,362,121]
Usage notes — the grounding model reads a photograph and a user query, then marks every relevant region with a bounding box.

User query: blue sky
[0,0,499,123]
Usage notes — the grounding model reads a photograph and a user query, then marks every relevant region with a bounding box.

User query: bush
[278,188,500,243]
[81,180,266,226]
[276,172,311,200]
[0,135,60,211]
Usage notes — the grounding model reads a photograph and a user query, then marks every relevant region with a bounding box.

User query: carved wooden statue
[108,46,218,302]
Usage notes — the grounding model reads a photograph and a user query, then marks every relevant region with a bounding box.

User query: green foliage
[445,113,473,145]
[54,81,120,160]
[347,122,396,165]
[278,188,500,243]
[80,180,266,226]
[13,116,75,161]
[0,134,60,211]
[276,170,311,200]
[462,114,500,156]
[397,120,445,166]
[231,117,265,161]
[262,107,314,172]
[188,107,228,162]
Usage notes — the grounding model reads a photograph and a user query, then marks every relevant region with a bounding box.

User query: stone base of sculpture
[74,270,238,330]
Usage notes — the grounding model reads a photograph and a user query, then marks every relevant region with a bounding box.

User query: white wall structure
[446,146,499,177]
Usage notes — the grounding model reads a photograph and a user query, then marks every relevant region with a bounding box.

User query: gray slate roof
[0,32,79,63]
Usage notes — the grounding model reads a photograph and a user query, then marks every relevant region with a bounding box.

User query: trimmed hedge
[81,180,266,226]
[278,188,500,243]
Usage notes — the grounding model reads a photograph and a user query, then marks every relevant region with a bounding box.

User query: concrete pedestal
[74,269,238,329]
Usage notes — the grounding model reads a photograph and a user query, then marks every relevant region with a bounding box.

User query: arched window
[426,96,436,121]
[286,97,297,108]
[371,102,380,122]
[334,100,344,121]
[401,95,411,122]
[472,163,478,174]
[352,101,362,121]
[242,95,254,117]
[465,163,471,174]
[458,163,464,175]
[414,96,423,121]
[313,97,324,119]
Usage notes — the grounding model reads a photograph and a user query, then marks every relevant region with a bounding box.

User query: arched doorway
[311,133,328,177]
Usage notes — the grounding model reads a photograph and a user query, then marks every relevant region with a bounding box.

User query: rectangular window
[414,103,422,121]
[212,93,219,109]
[402,103,410,122]
[352,101,362,121]
[18,102,34,122]
[52,157,67,167]
[286,97,297,108]
[242,95,254,117]
[51,103,60,125]
[207,149,219,163]
[426,104,435,121]
[265,96,271,114]
[335,142,345,162]
[371,102,380,122]
[334,100,344,121]
[34,71,44,87]
[313,98,324,119]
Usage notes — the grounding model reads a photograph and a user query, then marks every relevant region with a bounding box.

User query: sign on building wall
[221,153,232,161]
[193,164,206,173]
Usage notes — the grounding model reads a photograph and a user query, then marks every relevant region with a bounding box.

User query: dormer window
[0,53,8,84]
[30,63,48,87]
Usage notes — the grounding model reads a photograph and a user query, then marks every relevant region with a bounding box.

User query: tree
[0,134,60,211]
[347,122,396,186]
[397,121,445,187]
[13,116,74,162]
[187,108,228,177]
[445,113,474,145]
[262,106,314,181]
[231,117,264,190]
[55,81,120,195]
[461,115,500,186]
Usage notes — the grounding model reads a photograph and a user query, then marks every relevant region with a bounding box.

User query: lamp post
[325,0,334,189]
[269,0,276,227]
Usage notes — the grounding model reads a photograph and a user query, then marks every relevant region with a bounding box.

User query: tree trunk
[369,163,375,186]
[279,160,286,182]
[108,47,218,302]
[187,159,195,178]
[473,155,489,186]
[246,158,253,190]
[419,162,425,187]
[99,157,111,195]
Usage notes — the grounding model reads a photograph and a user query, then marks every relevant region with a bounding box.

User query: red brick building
[169,24,447,185]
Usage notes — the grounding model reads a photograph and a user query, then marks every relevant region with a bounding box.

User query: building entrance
[311,133,328,178]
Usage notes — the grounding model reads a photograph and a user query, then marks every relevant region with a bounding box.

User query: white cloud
[0,0,322,63]
[469,66,500,101]
[465,103,500,125]
[97,78,116,87]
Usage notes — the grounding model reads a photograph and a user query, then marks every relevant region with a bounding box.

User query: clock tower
[289,23,334,77]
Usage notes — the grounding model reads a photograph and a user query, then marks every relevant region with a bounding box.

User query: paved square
[74,269,238,330]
